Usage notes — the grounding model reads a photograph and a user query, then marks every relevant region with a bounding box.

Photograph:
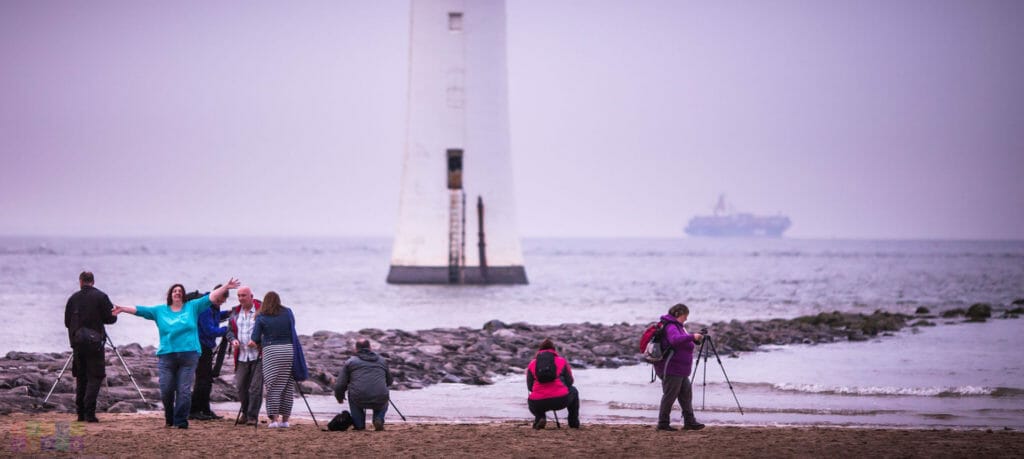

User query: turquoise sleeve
[188,294,213,315]
[135,305,159,321]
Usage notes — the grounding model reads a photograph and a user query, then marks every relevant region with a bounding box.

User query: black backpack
[535,352,558,383]
[327,411,353,431]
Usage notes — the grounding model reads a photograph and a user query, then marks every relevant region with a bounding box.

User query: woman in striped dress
[250,291,296,428]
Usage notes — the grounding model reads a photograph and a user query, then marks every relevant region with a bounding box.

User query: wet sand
[2,412,1022,458]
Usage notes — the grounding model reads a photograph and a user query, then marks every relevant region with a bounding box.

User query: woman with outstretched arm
[114,278,240,429]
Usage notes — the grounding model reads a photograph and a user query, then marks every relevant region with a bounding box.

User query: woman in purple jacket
[654,303,705,431]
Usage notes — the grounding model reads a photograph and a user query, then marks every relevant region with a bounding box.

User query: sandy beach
[3,412,1022,458]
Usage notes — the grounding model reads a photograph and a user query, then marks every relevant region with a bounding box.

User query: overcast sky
[1,0,1021,239]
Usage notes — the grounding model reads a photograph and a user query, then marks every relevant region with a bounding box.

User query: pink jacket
[526,349,574,401]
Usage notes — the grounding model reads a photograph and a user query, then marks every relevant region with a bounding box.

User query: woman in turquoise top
[114,278,239,429]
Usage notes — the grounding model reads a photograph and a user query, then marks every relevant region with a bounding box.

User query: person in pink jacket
[526,338,580,429]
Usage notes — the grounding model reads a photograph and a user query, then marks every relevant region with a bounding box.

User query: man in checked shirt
[226,286,264,425]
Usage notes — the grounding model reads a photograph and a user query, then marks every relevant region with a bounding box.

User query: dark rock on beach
[3,306,1016,416]
[966,303,992,322]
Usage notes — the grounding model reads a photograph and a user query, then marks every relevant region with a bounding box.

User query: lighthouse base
[386,266,528,285]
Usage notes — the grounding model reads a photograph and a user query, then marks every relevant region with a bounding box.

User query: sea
[2,237,1023,429]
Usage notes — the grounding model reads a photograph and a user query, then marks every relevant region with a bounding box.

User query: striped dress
[261,343,294,418]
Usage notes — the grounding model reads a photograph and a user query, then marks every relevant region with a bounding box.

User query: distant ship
[685,195,791,237]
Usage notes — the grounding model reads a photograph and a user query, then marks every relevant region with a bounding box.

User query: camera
[700,327,708,336]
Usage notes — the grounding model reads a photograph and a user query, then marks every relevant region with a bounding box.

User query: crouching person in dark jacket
[526,338,580,429]
[334,338,393,431]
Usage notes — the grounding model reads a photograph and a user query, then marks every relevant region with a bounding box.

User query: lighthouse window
[449,12,463,31]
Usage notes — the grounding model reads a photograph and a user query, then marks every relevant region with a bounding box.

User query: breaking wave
[772,383,1024,397]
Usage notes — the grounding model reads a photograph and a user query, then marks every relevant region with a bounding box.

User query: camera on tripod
[699,327,708,336]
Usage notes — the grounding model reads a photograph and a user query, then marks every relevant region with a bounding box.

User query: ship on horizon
[685,194,791,237]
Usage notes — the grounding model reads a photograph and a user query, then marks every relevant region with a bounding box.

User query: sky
[1,0,1022,239]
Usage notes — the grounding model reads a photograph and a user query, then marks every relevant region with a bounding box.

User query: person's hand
[225,278,241,290]
[231,339,240,349]
[693,333,704,342]
[246,340,257,348]
[111,306,123,316]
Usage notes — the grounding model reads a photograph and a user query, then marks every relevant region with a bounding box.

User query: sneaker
[84,415,99,423]
[175,423,189,429]
[656,425,678,431]
[203,410,224,420]
[532,417,546,430]
[268,422,280,428]
[372,418,385,431]
[683,422,705,431]
[246,418,258,426]
[279,422,290,428]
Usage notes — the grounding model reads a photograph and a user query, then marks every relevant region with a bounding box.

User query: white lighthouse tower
[387,0,528,284]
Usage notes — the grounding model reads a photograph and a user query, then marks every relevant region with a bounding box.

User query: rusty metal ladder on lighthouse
[448,189,465,283]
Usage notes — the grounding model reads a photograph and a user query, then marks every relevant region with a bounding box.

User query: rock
[313,330,340,339]
[299,380,321,394]
[914,306,931,315]
[941,309,965,318]
[419,345,444,356]
[106,401,138,413]
[492,329,517,339]
[1012,298,1024,306]
[115,343,146,357]
[966,303,992,321]
[911,320,936,327]
[5,386,30,396]
[591,344,619,357]
[482,319,508,331]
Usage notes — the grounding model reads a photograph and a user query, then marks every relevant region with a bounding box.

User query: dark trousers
[72,345,105,418]
[234,359,263,421]
[658,374,696,427]
[528,386,580,427]
[191,346,214,414]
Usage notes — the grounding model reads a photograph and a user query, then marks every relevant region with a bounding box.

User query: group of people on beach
[64,271,705,432]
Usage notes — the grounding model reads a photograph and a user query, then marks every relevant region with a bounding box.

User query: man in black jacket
[64,271,117,422]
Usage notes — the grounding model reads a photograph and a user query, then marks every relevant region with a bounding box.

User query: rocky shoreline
[2,304,1020,415]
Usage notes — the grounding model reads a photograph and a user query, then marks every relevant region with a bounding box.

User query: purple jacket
[653,314,695,377]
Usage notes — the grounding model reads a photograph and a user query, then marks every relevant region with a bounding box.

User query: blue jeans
[158,351,200,427]
[349,399,388,430]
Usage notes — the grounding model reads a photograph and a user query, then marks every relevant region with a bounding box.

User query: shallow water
[277,319,1024,429]
[4,236,1023,427]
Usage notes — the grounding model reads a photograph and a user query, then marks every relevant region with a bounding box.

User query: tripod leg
[43,353,74,404]
[388,398,407,421]
[702,343,708,410]
[294,380,319,429]
[707,337,744,415]
[690,339,705,381]
[106,336,147,404]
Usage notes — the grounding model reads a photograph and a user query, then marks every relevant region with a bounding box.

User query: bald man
[225,286,263,425]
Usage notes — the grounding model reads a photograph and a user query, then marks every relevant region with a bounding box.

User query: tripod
[44,335,148,405]
[690,333,744,414]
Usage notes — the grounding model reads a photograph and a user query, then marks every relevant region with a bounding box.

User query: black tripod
[691,332,743,414]
[43,334,148,405]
